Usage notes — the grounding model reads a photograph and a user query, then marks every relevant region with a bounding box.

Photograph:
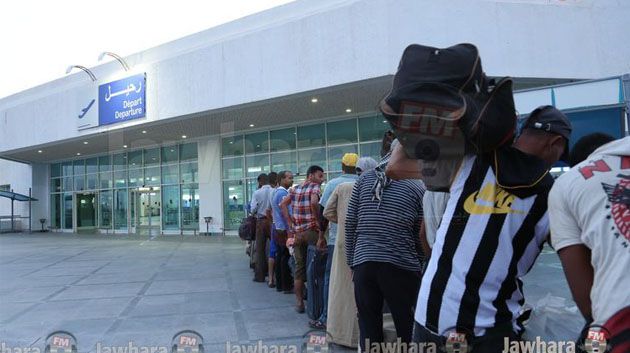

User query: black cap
[522,105,572,162]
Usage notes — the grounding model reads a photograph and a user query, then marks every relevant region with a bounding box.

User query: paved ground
[0,233,584,352]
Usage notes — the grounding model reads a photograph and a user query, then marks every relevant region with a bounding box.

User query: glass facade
[49,142,199,234]
[220,113,389,229]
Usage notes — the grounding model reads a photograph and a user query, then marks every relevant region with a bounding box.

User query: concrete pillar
[197,136,223,234]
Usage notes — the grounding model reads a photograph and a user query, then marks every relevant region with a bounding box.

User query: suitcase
[306,245,327,320]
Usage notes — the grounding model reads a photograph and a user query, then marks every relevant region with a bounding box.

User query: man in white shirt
[250,173,274,282]
[549,135,630,343]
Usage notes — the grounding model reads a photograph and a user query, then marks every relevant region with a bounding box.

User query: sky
[0,0,295,99]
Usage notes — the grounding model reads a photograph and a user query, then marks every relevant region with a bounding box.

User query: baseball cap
[522,105,572,162]
[341,153,359,167]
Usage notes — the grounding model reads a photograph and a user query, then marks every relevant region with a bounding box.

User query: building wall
[1,0,629,154]
[198,137,223,233]
[0,159,32,231]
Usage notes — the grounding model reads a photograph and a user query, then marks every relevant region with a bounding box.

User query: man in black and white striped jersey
[345,140,426,351]
[411,106,572,352]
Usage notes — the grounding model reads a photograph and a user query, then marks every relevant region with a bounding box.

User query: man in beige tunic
[323,157,377,348]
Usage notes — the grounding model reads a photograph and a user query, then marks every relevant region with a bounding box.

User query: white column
[31,163,50,232]
[197,136,223,233]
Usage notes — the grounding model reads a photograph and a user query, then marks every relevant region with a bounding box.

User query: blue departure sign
[98,73,146,126]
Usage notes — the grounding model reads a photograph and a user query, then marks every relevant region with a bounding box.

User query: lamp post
[98,52,130,71]
[65,65,97,81]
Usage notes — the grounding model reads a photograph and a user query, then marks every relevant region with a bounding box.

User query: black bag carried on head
[381,43,516,190]
[238,215,257,241]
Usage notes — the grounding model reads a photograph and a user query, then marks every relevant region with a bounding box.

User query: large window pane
[99,190,112,228]
[328,145,358,172]
[222,136,244,157]
[100,171,113,189]
[245,154,270,178]
[162,185,180,230]
[271,151,297,174]
[298,148,327,175]
[114,189,128,230]
[74,160,85,175]
[63,177,73,192]
[270,128,296,152]
[327,119,358,145]
[113,153,127,171]
[50,194,61,229]
[245,132,269,154]
[246,179,258,209]
[359,114,390,142]
[360,142,383,162]
[180,143,198,161]
[162,164,179,184]
[114,171,127,188]
[86,158,98,174]
[223,181,245,230]
[181,184,199,230]
[144,148,159,166]
[85,174,98,190]
[222,157,243,180]
[181,162,198,184]
[128,169,142,187]
[51,178,62,193]
[74,175,85,191]
[161,146,178,164]
[62,162,73,176]
[99,155,111,172]
[51,163,61,178]
[144,166,160,186]
[63,193,73,229]
[128,151,142,168]
[298,124,325,148]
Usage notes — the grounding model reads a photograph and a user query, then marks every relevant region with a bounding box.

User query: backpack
[381,43,516,190]
[238,215,257,241]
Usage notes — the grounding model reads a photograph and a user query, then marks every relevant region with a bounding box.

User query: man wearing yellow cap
[310,153,360,329]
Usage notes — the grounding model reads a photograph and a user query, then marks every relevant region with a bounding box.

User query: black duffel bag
[238,215,256,241]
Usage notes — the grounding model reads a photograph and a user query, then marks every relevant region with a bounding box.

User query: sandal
[309,320,326,329]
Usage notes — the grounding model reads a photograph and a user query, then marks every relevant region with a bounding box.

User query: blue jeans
[318,244,334,323]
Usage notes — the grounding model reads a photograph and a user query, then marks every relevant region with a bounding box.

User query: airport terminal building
[0,0,628,234]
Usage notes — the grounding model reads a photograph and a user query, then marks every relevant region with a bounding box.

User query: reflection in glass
[360,142,383,162]
[327,119,358,145]
[128,150,143,167]
[298,124,325,148]
[327,145,358,172]
[51,163,61,178]
[114,171,127,188]
[162,146,178,164]
[270,128,296,152]
[86,174,98,190]
[113,153,127,171]
[162,164,179,184]
[50,194,61,229]
[74,175,85,191]
[144,148,160,166]
[181,162,198,183]
[298,148,327,174]
[245,154,270,178]
[144,167,160,186]
[74,160,85,175]
[99,190,112,228]
[99,156,111,172]
[180,143,198,161]
[245,132,269,154]
[359,114,390,142]
[222,136,244,157]
[114,189,128,230]
[271,152,297,174]
[63,177,73,192]
[63,193,73,229]
[128,169,142,187]
[181,184,199,229]
[62,162,73,176]
[86,158,98,174]
[223,181,245,230]
[162,185,180,230]
[100,172,113,189]
[222,157,243,180]
[51,178,62,193]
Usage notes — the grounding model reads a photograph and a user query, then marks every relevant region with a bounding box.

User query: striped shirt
[345,169,425,272]
[290,181,321,233]
[415,151,552,337]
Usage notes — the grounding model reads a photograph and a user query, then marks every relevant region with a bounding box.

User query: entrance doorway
[76,192,97,233]
[133,188,161,235]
